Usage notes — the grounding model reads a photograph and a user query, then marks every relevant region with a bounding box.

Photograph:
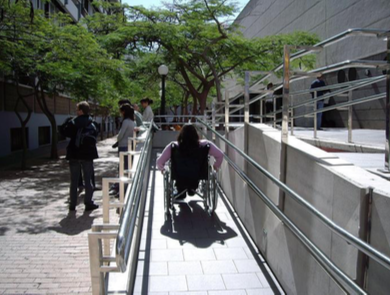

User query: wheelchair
[163,143,218,218]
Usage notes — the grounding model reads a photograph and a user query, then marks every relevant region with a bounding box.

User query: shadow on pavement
[48,211,97,236]
[0,137,118,236]
[160,200,238,248]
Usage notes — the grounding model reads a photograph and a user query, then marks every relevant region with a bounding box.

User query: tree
[0,0,128,161]
[87,0,319,114]
[0,0,39,169]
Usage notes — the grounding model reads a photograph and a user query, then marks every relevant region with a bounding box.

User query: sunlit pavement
[0,137,119,295]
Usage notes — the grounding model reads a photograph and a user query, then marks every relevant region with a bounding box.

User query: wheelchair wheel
[163,171,171,218]
[206,170,218,214]
[200,180,208,211]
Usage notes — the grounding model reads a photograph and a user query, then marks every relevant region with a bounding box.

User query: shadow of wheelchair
[160,200,237,248]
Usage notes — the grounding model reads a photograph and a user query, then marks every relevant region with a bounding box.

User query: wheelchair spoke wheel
[207,170,217,214]
[163,172,171,218]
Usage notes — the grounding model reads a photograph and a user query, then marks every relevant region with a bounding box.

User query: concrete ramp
[131,151,282,294]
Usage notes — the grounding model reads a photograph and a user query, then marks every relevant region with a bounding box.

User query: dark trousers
[69,160,94,207]
[78,168,95,188]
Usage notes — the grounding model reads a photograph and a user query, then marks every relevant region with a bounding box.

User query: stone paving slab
[0,137,120,295]
[133,152,282,295]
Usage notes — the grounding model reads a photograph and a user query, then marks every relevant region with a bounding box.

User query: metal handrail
[195,124,364,294]
[196,118,390,272]
[115,121,154,272]
[251,28,390,90]
[292,92,386,120]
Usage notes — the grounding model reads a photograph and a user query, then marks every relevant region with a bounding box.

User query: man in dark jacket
[60,101,99,212]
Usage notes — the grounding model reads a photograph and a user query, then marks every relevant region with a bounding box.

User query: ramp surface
[132,151,282,295]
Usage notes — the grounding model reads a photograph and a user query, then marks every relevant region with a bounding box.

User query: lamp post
[158,65,169,118]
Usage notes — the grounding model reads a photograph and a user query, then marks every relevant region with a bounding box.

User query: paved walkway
[0,137,119,295]
[131,152,281,295]
[293,127,385,148]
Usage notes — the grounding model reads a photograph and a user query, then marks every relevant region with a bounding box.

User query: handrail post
[348,90,353,143]
[260,95,263,124]
[212,100,216,141]
[385,38,390,171]
[225,90,229,135]
[290,95,294,135]
[244,71,250,124]
[279,45,290,211]
[273,95,277,128]
[314,91,318,138]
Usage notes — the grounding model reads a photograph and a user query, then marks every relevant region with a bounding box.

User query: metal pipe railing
[251,28,390,90]
[115,121,154,272]
[292,92,386,120]
[196,118,390,273]
[195,125,364,294]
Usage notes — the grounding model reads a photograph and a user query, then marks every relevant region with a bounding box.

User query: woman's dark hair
[140,97,153,105]
[120,103,134,121]
[177,124,199,151]
[118,99,131,106]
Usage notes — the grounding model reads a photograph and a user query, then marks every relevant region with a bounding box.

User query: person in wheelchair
[157,124,224,200]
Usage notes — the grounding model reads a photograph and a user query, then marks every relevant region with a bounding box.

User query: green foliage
[82,0,319,113]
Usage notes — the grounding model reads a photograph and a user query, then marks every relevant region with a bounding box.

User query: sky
[122,0,249,19]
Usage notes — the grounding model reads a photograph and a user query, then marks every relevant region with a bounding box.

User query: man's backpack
[75,121,97,149]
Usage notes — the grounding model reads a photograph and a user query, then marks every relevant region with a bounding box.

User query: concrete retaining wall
[217,123,390,294]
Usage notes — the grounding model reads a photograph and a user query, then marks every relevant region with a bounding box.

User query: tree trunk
[14,82,33,170]
[101,117,106,140]
[35,86,59,159]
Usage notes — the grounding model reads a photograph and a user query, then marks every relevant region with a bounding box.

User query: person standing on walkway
[110,104,136,196]
[310,74,328,130]
[60,101,99,212]
[141,98,154,122]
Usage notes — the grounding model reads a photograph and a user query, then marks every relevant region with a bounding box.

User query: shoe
[85,203,99,211]
[188,189,196,196]
[69,205,76,211]
[109,189,118,196]
[174,191,186,200]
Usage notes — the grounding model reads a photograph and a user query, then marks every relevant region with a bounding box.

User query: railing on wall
[214,28,390,171]
[195,118,390,295]
[88,122,153,295]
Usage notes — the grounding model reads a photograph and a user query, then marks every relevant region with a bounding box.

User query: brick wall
[3,83,34,113]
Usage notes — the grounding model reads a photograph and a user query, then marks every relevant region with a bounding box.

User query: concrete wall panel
[367,191,390,294]
[217,123,390,293]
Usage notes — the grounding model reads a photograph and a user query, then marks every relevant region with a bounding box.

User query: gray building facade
[234,0,390,129]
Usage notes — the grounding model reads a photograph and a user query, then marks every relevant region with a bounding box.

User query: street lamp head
[158,64,169,76]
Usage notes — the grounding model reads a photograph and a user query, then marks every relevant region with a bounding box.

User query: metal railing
[196,118,390,294]
[116,121,153,272]
[217,27,389,170]
[88,122,154,295]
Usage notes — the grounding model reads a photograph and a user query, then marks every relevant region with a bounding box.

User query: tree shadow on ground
[0,138,118,235]
[160,200,237,248]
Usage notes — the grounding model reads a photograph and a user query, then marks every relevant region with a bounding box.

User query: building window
[38,126,51,146]
[10,128,29,152]
[337,70,346,83]
[348,68,357,81]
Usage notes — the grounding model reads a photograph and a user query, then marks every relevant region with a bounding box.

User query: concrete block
[366,191,390,294]
[168,261,203,275]
[222,273,262,289]
[148,275,187,292]
[201,260,238,274]
[186,275,225,291]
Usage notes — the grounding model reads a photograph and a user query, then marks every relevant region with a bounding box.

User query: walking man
[310,74,328,130]
[60,101,99,212]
